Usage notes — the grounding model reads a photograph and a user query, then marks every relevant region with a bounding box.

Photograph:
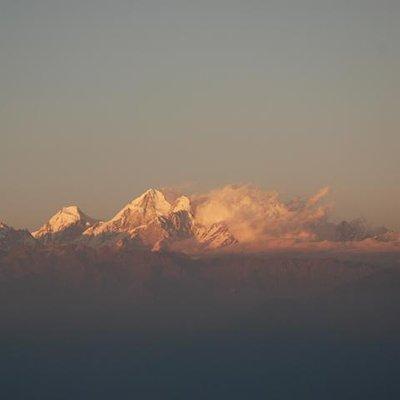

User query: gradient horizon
[1,0,399,231]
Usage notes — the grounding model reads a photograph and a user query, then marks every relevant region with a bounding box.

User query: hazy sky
[1,0,399,230]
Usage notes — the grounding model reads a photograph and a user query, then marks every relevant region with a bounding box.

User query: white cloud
[192,184,331,243]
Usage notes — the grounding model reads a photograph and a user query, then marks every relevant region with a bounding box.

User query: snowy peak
[32,205,97,242]
[83,189,236,251]
[195,222,238,250]
[85,189,171,239]
[49,206,92,228]
[109,189,172,225]
[128,189,171,217]
[172,196,192,214]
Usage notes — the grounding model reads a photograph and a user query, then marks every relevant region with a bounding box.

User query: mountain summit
[33,205,98,243]
[17,185,398,254]
[82,189,237,251]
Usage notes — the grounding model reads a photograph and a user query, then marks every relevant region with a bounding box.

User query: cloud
[307,186,330,206]
[192,184,331,243]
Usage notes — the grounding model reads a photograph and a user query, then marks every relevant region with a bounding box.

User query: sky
[0,0,399,231]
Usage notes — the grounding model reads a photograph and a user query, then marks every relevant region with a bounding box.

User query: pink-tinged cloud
[192,184,332,244]
[307,186,330,206]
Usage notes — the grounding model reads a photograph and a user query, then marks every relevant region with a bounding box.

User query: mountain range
[29,188,237,252]
[1,186,400,339]
[1,186,399,255]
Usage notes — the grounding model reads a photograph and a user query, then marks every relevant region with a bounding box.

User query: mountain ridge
[82,188,238,251]
[1,186,399,254]
[32,205,98,243]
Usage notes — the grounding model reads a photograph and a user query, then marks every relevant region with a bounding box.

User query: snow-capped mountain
[32,205,98,243]
[85,189,173,236]
[20,185,399,254]
[194,223,238,250]
[83,189,237,251]
[0,222,36,252]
